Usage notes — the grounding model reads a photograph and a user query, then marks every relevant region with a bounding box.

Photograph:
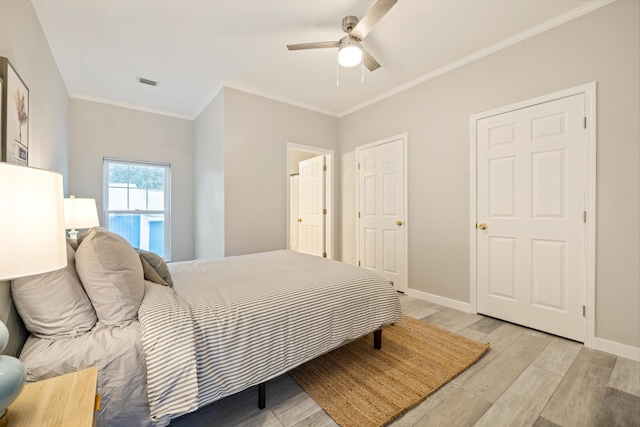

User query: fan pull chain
[361,60,364,83]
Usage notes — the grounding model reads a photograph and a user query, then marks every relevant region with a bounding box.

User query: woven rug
[289,316,490,427]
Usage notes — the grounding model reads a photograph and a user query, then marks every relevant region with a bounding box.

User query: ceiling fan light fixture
[338,36,362,68]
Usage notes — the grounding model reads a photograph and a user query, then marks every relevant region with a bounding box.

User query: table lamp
[0,163,67,426]
[63,195,99,239]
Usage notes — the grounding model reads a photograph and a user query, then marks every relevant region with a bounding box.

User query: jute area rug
[289,316,490,427]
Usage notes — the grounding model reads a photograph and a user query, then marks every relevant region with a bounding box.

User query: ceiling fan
[286,0,398,72]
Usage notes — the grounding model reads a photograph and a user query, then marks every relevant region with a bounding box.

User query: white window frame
[103,157,172,260]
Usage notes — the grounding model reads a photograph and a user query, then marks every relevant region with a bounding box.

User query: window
[103,158,171,260]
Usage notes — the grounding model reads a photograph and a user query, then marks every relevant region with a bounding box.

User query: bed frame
[257,329,382,409]
[2,280,385,413]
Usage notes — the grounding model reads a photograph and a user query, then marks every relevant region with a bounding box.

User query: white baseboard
[406,288,640,362]
[593,337,640,362]
[405,288,474,313]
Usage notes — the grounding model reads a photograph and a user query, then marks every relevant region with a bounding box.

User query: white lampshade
[64,196,99,230]
[0,163,67,280]
[338,36,363,68]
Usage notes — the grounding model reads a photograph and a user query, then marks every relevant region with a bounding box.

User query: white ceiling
[31,0,607,119]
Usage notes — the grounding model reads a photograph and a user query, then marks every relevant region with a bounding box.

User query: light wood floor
[170,295,640,427]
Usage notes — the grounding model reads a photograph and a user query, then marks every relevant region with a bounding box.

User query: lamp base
[0,409,8,427]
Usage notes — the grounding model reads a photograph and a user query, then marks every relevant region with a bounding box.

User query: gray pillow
[76,227,144,326]
[66,237,78,250]
[136,249,173,286]
[139,255,171,287]
[12,242,97,339]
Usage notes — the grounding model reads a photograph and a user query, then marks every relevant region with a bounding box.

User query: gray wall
[221,88,338,256]
[338,1,639,349]
[68,99,195,261]
[0,0,71,313]
[3,0,637,354]
[0,0,69,178]
[194,88,225,259]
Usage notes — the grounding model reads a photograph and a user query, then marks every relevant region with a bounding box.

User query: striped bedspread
[139,250,403,424]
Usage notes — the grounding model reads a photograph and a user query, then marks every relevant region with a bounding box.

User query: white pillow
[12,242,97,339]
[75,227,144,326]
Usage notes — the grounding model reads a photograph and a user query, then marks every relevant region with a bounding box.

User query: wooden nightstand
[6,366,99,427]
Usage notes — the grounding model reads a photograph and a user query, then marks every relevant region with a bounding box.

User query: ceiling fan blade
[350,0,397,40]
[361,45,381,72]
[287,41,340,51]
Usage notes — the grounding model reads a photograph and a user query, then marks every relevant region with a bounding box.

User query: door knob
[297,218,302,222]
[396,220,403,226]
[478,223,487,230]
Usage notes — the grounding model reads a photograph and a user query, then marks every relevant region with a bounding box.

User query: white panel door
[358,138,405,291]
[477,94,586,341]
[298,155,325,257]
[290,175,299,251]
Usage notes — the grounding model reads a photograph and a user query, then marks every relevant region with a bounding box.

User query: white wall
[68,99,195,261]
[222,88,338,256]
[0,0,69,180]
[194,88,225,259]
[339,1,639,349]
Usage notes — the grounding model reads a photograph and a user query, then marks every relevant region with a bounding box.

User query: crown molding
[71,93,195,120]
[337,0,616,117]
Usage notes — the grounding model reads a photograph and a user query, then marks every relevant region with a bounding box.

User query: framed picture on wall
[0,57,29,165]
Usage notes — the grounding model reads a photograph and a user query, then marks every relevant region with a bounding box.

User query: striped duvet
[139,250,403,425]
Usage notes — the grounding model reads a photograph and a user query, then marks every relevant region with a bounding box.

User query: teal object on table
[0,320,26,420]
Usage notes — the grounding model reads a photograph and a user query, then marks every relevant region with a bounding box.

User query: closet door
[357,137,406,292]
[476,93,586,341]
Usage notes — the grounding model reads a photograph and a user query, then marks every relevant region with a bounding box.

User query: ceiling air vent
[137,77,159,87]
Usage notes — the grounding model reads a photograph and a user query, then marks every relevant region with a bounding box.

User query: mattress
[20,250,402,426]
[141,250,403,424]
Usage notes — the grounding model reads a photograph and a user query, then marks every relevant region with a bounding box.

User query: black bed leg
[374,329,382,350]
[258,382,266,410]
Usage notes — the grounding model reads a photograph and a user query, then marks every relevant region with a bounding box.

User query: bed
[2,227,402,426]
